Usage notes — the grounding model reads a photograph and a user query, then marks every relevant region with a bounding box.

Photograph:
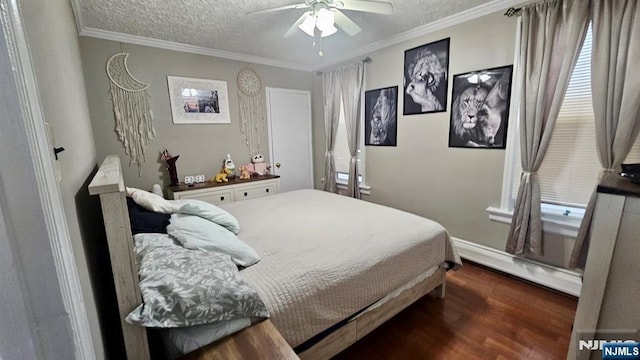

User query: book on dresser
[167,175,280,205]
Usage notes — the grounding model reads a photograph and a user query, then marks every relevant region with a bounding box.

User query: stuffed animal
[223,154,236,179]
[251,154,269,176]
[238,166,251,180]
[243,163,255,175]
[212,168,232,183]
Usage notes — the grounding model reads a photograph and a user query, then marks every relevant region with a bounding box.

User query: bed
[89,155,461,359]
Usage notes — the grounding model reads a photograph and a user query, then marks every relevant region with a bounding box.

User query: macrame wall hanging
[106,52,155,175]
[237,67,266,156]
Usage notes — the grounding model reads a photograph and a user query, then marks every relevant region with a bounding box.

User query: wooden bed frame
[89,155,446,360]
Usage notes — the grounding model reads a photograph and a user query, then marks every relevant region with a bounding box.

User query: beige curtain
[569,0,640,269]
[506,0,589,256]
[338,63,364,199]
[322,71,341,193]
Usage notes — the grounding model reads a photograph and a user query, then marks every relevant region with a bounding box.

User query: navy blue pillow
[126,197,171,235]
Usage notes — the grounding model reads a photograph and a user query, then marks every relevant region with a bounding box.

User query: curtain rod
[316,57,371,75]
[504,7,522,17]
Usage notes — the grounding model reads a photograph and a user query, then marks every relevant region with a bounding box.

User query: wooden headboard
[88,155,150,360]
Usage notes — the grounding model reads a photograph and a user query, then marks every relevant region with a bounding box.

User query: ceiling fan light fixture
[298,13,316,36]
[321,24,337,37]
[315,8,335,32]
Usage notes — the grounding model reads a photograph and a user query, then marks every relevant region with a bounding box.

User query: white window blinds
[334,98,363,180]
[512,26,640,207]
[334,98,351,174]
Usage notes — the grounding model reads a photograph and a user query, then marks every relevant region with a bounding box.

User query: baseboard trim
[452,237,582,297]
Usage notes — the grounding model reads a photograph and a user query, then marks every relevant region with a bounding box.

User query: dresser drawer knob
[266,188,269,193]
[244,192,248,197]
[220,196,224,201]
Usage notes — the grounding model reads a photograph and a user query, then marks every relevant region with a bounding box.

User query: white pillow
[167,214,260,267]
[177,199,240,235]
[151,184,164,197]
[127,187,177,214]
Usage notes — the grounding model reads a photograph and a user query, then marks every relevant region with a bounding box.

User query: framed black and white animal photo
[403,38,450,115]
[448,65,513,149]
[365,86,398,147]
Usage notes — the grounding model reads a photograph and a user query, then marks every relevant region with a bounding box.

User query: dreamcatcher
[237,67,266,156]
[106,53,155,175]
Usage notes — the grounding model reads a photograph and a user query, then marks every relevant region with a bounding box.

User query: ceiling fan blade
[334,0,393,15]
[247,3,309,15]
[284,13,310,38]
[333,9,361,36]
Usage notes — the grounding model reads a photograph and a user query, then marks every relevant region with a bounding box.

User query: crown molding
[78,27,314,72]
[315,0,526,71]
[72,0,525,72]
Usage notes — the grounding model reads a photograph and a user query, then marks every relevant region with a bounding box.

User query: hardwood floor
[333,261,578,360]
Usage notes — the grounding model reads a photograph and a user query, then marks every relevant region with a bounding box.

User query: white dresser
[167,175,280,205]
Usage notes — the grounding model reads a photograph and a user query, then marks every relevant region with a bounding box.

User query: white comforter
[221,189,461,348]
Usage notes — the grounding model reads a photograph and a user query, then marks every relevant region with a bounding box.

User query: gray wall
[312,12,574,268]
[366,11,514,250]
[79,38,314,190]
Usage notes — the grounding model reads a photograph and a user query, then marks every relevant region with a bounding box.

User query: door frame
[265,87,314,189]
[1,0,95,357]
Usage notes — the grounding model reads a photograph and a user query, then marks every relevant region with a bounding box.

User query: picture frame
[365,86,398,147]
[167,76,230,124]
[448,65,513,149]
[403,38,450,115]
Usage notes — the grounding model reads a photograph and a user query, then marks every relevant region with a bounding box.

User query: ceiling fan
[249,0,393,39]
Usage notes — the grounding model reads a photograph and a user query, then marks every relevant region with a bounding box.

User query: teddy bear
[238,166,251,180]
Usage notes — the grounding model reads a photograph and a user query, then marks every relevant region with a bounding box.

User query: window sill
[336,179,371,195]
[486,206,582,238]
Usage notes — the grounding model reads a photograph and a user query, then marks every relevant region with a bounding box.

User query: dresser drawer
[177,189,235,205]
[168,176,279,205]
[234,183,276,201]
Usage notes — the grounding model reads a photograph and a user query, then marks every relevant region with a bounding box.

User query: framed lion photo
[448,65,513,149]
[365,86,398,146]
[403,38,450,115]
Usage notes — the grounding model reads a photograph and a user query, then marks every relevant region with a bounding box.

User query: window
[334,98,370,193]
[489,24,640,235]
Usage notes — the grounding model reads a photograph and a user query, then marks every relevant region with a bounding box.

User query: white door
[266,87,313,192]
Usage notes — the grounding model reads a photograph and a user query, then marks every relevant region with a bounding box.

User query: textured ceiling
[77,0,498,70]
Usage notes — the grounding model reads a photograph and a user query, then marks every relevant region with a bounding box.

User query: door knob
[276,162,281,168]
